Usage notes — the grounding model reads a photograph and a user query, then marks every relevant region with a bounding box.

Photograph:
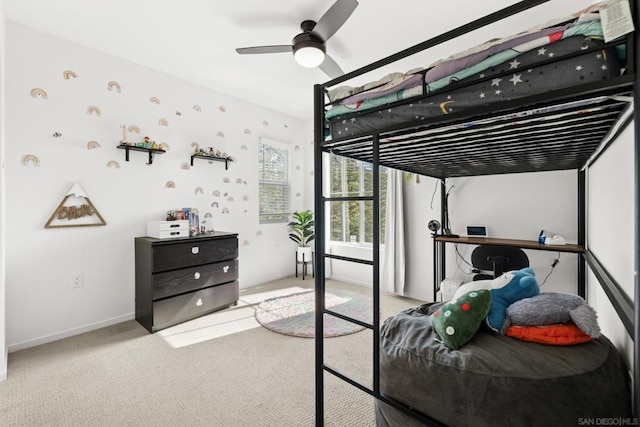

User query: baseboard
[8,313,135,353]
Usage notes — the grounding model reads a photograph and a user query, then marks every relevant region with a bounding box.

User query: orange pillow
[506,323,592,345]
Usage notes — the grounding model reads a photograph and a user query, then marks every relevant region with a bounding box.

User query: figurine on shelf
[166,210,176,221]
[209,147,214,156]
[120,124,130,145]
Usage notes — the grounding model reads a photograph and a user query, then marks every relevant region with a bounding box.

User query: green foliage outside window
[328,155,387,245]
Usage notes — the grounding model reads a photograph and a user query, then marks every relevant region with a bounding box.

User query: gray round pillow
[503,292,601,337]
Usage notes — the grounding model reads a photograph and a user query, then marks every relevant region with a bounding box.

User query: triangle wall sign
[45,182,107,228]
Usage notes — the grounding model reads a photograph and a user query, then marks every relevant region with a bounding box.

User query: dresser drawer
[153,259,239,300]
[152,237,238,272]
[152,281,239,331]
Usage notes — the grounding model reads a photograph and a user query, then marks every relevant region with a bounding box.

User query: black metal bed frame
[313,1,640,425]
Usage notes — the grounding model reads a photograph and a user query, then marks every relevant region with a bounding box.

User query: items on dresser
[134,231,239,333]
[146,220,189,239]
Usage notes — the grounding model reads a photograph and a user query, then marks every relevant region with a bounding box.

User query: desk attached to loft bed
[313,0,638,425]
[433,235,585,294]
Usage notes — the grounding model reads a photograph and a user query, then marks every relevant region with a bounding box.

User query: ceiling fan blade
[236,45,293,55]
[313,0,359,42]
[318,54,344,79]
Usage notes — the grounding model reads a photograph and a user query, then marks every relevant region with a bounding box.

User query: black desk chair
[471,245,529,281]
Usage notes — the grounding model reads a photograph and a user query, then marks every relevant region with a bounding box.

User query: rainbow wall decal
[242,195,249,201]
[295,165,301,170]
[211,202,219,208]
[216,131,224,138]
[243,129,251,135]
[193,105,202,112]
[205,212,212,218]
[227,196,234,202]
[159,142,170,151]
[158,118,168,127]
[295,145,300,151]
[165,181,175,189]
[128,125,140,134]
[296,192,301,197]
[242,240,249,246]
[191,142,199,150]
[106,160,120,169]
[149,97,160,104]
[107,81,122,93]
[87,141,101,150]
[222,208,230,214]
[86,106,102,117]
[212,190,221,197]
[63,70,78,79]
[235,178,243,184]
[180,163,191,170]
[262,120,269,127]
[240,145,248,150]
[223,177,230,184]
[195,187,204,195]
[21,154,40,166]
[218,105,226,112]
[30,88,48,99]
[256,230,263,237]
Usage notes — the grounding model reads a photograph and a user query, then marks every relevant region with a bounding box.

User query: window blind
[258,138,290,223]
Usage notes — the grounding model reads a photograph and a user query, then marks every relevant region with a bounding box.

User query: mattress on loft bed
[326,34,622,140]
[374,304,632,427]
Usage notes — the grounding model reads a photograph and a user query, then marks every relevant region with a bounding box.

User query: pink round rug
[255,289,372,338]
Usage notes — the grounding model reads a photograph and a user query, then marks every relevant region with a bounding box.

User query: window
[328,154,387,245]
[258,139,290,223]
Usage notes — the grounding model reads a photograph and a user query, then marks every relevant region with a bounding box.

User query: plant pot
[297,247,313,263]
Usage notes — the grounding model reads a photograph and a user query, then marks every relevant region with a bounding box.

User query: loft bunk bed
[313,0,638,426]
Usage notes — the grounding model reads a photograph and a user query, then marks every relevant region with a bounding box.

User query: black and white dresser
[134,231,239,333]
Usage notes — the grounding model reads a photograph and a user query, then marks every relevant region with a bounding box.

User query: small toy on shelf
[120,124,130,145]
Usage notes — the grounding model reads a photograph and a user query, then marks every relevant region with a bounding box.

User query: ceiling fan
[235,0,359,79]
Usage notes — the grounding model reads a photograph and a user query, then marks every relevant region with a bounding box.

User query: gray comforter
[375,304,632,426]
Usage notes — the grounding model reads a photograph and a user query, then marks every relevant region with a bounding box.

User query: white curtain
[381,169,405,295]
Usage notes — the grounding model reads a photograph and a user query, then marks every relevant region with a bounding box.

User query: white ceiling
[4,0,590,120]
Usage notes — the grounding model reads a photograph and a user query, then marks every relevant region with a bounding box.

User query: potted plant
[288,209,315,262]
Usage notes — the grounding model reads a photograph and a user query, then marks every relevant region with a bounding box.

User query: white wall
[446,170,579,294]
[587,122,634,369]
[0,0,7,381]
[4,23,306,352]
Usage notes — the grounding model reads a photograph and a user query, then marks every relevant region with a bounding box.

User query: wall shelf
[190,154,234,169]
[117,144,166,165]
[433,235,584,253]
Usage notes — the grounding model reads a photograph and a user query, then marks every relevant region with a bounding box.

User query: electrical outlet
[72,273,84,288]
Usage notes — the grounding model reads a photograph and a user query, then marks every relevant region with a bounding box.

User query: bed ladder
[313,86,443,427]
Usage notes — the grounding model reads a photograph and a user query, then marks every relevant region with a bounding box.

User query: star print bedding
[374,304,632,427]
[325,17,622,140]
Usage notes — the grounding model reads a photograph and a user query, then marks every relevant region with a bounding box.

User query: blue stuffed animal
[452,267,540,332]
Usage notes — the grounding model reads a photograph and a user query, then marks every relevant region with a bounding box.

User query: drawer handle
[170,223,180,228]
[191,246,199,255]
[170,231,180,235]
[223,266,229,273]
[194,272,200,280]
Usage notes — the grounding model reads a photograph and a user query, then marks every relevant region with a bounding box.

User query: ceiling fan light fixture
[293,41,326,68]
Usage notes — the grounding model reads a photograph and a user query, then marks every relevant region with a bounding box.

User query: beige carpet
[0,277,425,427]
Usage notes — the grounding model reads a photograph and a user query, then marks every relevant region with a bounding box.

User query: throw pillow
[430,289,491,350]
[506,323,592,345]
[503,292,601,337]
